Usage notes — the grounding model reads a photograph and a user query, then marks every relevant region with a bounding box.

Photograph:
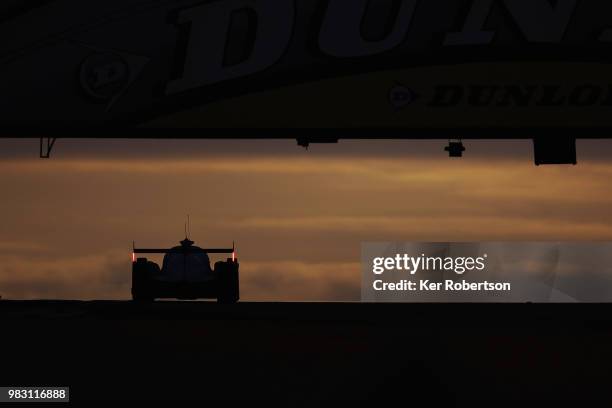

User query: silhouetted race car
[131,238,239,303]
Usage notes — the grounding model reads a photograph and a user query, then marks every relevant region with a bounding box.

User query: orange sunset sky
[1,138,612,300]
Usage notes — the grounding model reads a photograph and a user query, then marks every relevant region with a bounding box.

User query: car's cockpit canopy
[159,238,214,282]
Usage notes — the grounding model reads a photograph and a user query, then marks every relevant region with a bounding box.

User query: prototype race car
[131,238,239,303]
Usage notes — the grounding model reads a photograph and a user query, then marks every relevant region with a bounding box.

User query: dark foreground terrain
[1,301,611,407]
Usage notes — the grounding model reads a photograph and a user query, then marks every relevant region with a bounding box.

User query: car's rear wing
[132,241,236,262]
[133,248,234,254]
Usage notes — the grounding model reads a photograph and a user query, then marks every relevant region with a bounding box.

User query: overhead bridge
[4,0,612,165]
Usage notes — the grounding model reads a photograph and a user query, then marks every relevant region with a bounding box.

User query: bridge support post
[39,137,57,158]
[533,137,577,165]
